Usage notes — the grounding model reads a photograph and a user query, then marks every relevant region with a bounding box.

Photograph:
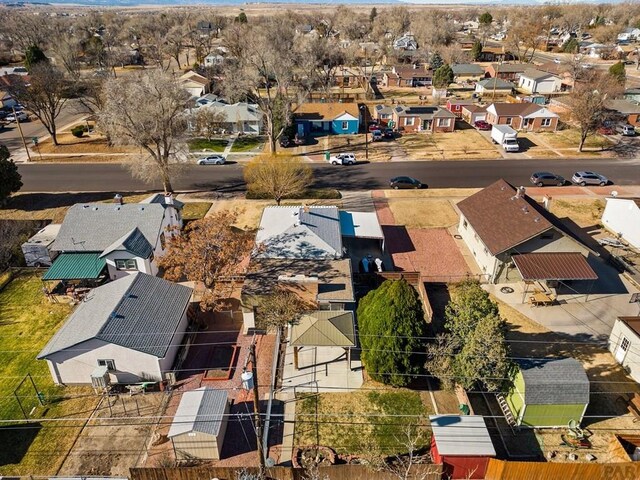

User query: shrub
[71,125,88,138]
[246,188,341,201]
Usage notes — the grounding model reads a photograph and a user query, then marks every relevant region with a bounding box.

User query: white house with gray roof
[191,101,263,134]
[168,387,230,460]
[38,273,192,385]
[47,194,182,282]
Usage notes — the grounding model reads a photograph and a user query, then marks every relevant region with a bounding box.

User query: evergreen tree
[471,40,483,61]
[0,145,22,206]
[430,52,444,70]
[609,61,626,85]
[479,12,493,26]
[358,279,427,387]
[369,7,378,24]
[24,45,47,71]
[234,12,248,24]
[432,64,454,88]
[561,37,579,53]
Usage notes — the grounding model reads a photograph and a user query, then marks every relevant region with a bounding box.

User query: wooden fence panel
[485,458,640,480]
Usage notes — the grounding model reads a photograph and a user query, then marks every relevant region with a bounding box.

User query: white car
[197,155,226,165]
[6,111,28,122]
[571,171,608,186]
[329,153,356,165]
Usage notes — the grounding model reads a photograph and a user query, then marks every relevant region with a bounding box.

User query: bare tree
[99,70,190,192]
[192,108,226,140]
[256,285,312,331]
[8,63,70,146]
[244,154,312,205]
[506,12,544,63]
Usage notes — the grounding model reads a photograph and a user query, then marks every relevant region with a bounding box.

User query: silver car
[571,171,608,186]
[197,155,226,165]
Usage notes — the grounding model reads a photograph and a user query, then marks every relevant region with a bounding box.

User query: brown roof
[457,180,555,255]
[512,252,597,281]
[490,102,541,117]
[487,63,527,73]
[462,105,487,113]
[393,66,433,78]
[294,102,360,121]
[619,317,640,338]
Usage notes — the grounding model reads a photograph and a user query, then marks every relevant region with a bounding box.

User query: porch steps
[496,393,518,429]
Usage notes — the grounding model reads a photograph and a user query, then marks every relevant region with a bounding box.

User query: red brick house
[392,105,456,133]
[383,65,433,87]
[605,99,640,127]
[484,63,527,82]
[446,99,474,118]
[485,103,559,132]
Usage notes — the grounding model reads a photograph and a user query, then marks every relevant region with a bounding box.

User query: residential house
[293,103,360,136]
[179,71,210,98]
[196,20,216,36]
[446,99,474,118]
[430,415,496,479]
[203,53,224,67]
[37,272,192,385]
[383,65,433,88]
[617,27,640,42]
[372,104,395,126]
[392,105,456,133]
[477,46,512,62]
[535,62,576,92]
[451,64,485,83]
[0,90,16,109]
[457,180,594,283]
[475,78,513,96]
[393,34,418,51]
[625,88,640,103]
[45,193,183,283]
[194,94,226,107]
[168,388,229,460]
[461,104,487,124]
[602,197,640,249]
[484,63,527,82]
[193,101,263,134]
[504,358,590,427]
[580,41,614,59]
[333,66,364,88]
[609,317,640,383]
[485,103,559,132]
[605,99,640,127]
[518,69,562,95]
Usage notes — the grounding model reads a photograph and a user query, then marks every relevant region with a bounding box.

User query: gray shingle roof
[522,69,557,81]
[519,358,589,405]
[52,203,166,253]
[452,64,485,75]
[100,228,154,259]
[168,388,228,438]
[477,78,513,89]
[38,273,192,359]
[140,193,185,210]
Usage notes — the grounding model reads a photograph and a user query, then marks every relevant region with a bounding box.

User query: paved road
[17,157,640,193]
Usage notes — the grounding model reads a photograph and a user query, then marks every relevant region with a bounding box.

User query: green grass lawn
[188,138,228,152]
[230,136,265,152]
[0,272,99,474]
[181,202,212,220]
[294,389,431,456]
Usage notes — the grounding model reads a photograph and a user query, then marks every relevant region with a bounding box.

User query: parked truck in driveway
[491,125,519,152]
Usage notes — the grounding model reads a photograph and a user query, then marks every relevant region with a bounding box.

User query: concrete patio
[280,344,363,393]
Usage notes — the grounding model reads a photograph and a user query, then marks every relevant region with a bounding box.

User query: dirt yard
[550,198,605,228]
[35,131,138,155]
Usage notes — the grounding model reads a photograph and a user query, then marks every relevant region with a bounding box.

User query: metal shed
[168,387,229,460]
[21,224,61,267]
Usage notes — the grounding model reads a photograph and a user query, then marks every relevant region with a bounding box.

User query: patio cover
[290,311,356,347]
[42,252,107,281]
[512,252,598,281]
[339,211,385,249]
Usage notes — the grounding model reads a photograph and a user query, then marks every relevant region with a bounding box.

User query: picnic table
[529,292,556,307]
[126,381,156,396]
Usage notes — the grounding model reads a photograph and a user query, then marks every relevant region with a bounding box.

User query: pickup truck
[491,125,519,152]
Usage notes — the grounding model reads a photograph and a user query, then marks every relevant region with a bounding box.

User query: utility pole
[249,342,266,470]
[13,106,31,162]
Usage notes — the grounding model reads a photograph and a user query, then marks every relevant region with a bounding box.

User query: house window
[405,117,415,126]
[437,118,450,127]
[621,337,630,353]
[160,232,166,250]
[463,220,468,229]
[341,121,349,130]
[541,118,552,127]
[484,247,488,254]
[523,118,533,127]
[115,259,138,270]
[98,359,116,371]
[505,117,513,125]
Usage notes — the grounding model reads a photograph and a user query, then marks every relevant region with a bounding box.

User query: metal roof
[168,388,228,438]
[51,203,166,253]
[42,253,107,281]
[429,415,496,457]
[99,228,154,259]
[618,317,640,338]
[290,311,356,347]
[38,273,192,359]
[512,252,598,281]
[518,358,590,405]
[339,211,384,240]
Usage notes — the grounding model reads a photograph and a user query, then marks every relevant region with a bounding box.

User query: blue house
[293,103,361,136]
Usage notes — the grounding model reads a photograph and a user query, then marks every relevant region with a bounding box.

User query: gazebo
[511,252,598,304]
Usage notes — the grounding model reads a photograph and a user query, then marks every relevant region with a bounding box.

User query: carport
[339,211,385,251]
[512,252,598,304]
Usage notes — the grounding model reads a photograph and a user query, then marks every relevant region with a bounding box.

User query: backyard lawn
[181,202,212,220]
[0,272,99,474]
[549,198,605,228]
[188,138,228,152]
[294,389,432,456]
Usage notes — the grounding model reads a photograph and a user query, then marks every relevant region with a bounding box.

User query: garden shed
[505,358,590,427]
[429,415,496,479]
[168,387,229,460]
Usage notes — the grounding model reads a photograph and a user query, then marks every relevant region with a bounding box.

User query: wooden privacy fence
[130,464,442,480]
[485,459,640,480]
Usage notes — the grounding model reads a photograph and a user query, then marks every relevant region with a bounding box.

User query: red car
[474,120,491,131]
[368,122,380,132]
[597,126,615,135]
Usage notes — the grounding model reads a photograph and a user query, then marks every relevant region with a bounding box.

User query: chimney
[515,186,526,198]
[114,193,123,205]
[164,192,174,205]
[542,195,553,211]
[303,204,310,213]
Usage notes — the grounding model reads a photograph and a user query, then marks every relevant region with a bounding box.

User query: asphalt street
[17,157,640,193]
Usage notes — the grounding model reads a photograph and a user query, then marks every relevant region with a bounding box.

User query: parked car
[383,128,395,139]
[597,125,615,135]
[368,122,379,132]
[280,137,292,148]
[390,176,422,189]
[329,153,356,165]
[530,171,565,187]
[616,124,636,136]
[197,155,226,165]
[6,111,28,122]
[474,120,491,131]
[571,171,608,186]
[371,129,383,141]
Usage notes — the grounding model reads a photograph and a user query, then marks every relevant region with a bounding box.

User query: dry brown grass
[397,130,500,161]
[384,188,480,198]
[36,132,139,154]
[207,198,272,230]
[34,155,131,163]
[388,198,458,228]
[532,129,612,150]
[550,198,605,228]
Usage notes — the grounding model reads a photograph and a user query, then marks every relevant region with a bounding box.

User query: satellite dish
[265,457,276,468]
[611,190,618,197]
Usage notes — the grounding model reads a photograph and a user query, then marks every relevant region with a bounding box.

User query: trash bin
[324,151,330,161]
[459,403,470,415]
